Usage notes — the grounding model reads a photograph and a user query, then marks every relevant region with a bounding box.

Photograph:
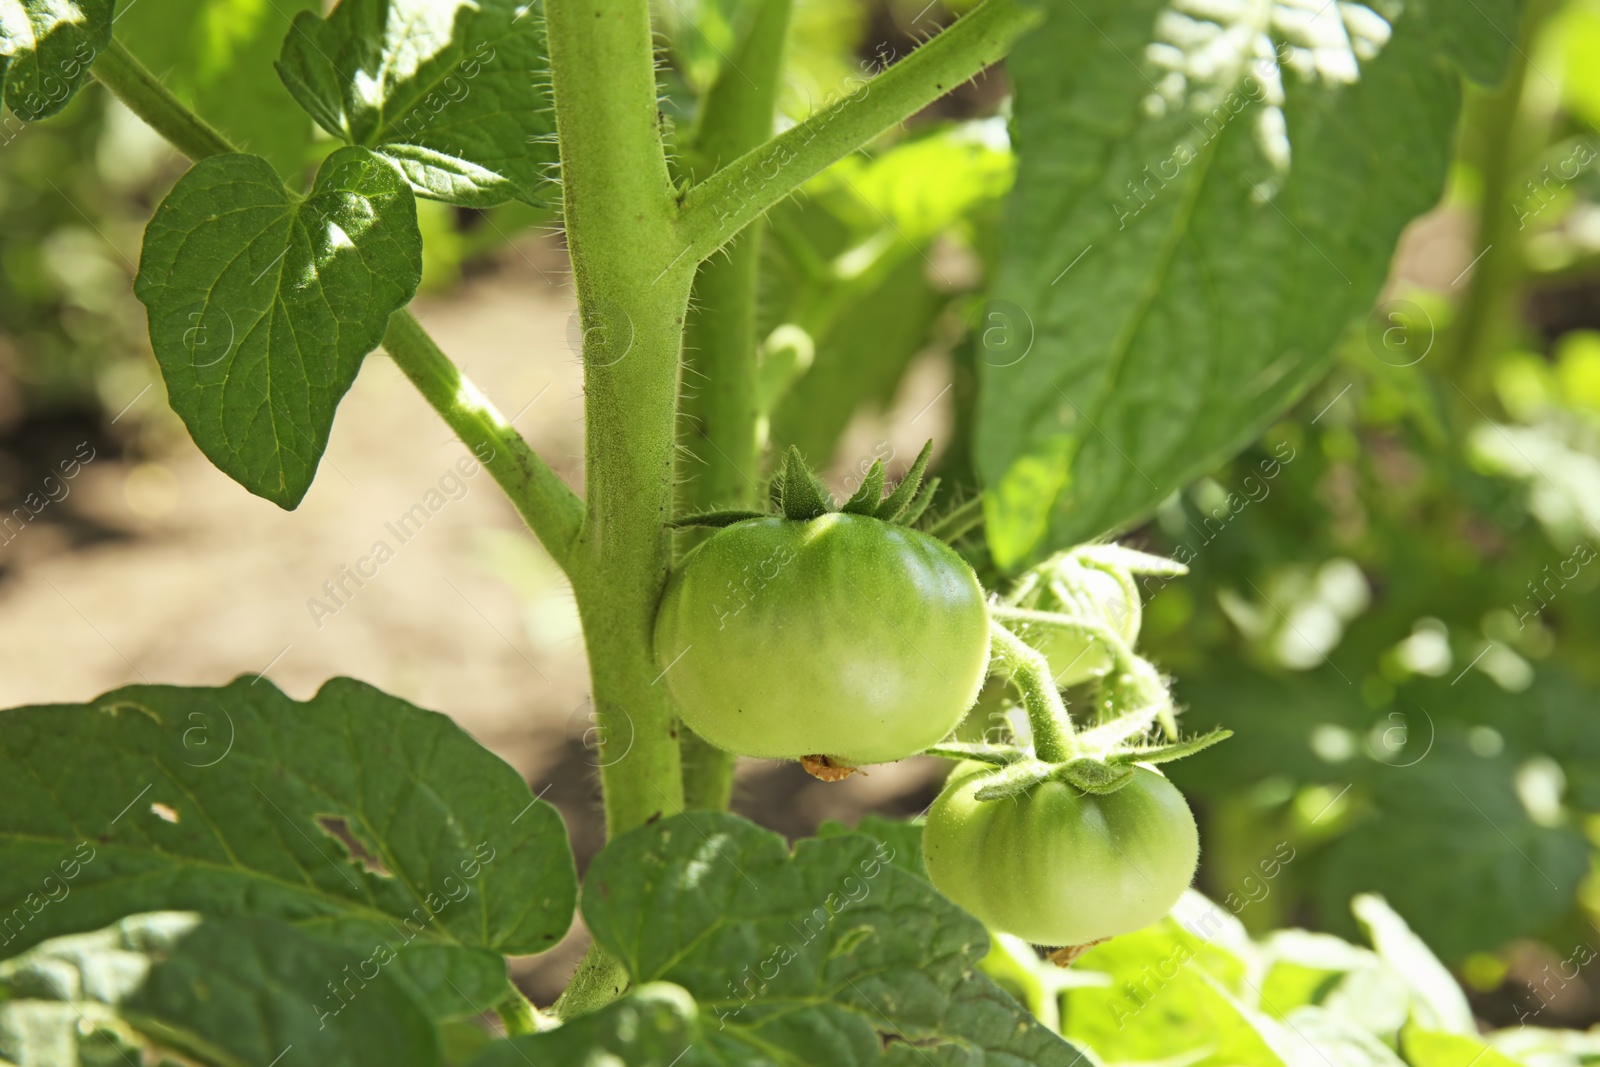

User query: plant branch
[673,0,1040,264]
[382,311,584,571]
[676,0,795,812]
[987,620,1074,763]
[94,35,585,571]
[92,40,232,161]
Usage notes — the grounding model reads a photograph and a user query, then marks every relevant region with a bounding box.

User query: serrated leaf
[979,0,1515,565]
[134,146,422,508]
[276,0,557,207]
[475,814,1087,1066]
[0,913,438,1067]
[0,676,576,1018]
[0,0,112,121]
[840,460,885,515]
[116,0,323,176]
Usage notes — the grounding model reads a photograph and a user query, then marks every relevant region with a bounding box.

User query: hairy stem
[675,0,795,812]
[382,311,584,571]
[92,35,585,572]
[546,0,694,836]
[674,0,1040,263]
[987,620,1074,763]
[92,40,232,161]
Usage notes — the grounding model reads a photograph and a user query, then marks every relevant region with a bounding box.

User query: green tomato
[653,513,990,765]
[922,762,1198,946]
[1021,566,1137,687]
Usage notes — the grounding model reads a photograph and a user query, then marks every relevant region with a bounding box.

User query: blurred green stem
[987,621,1074,763]
[675,0,794,812]
[1451,0,1559,398]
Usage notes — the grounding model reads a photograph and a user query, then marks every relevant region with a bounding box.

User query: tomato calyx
[670,441,950,533]
[925,543,1228,801]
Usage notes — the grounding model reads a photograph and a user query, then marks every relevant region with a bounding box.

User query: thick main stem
[675,0,794,812]
[546,0,694,836]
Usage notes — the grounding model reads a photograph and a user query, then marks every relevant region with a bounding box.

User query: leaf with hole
[0,675,576,1018]
[134,146,423,508]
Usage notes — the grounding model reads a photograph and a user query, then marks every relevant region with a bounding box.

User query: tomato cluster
[655,449,1212,952]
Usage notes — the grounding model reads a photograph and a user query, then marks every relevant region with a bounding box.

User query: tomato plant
[0,0,1531,1063]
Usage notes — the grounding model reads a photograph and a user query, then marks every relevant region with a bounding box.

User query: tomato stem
[988,621,1074,762]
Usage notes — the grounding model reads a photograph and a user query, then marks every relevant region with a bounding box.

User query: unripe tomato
[922,762,1198,946]
[1020,567,1136,687]
[653,514,989,765]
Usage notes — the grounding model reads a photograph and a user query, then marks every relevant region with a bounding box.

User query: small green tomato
[653,513,990,765]
[922,761,1198,946]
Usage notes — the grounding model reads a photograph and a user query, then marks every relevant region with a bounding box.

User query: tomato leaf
[979,0,1516,566]
[0,676,576,1017]
[115,0,323,177]
[0,913,438,1067]
[472,814,1086,1066]
[134,146,422,508]
[0,0,112,121]
[276,0,558,208]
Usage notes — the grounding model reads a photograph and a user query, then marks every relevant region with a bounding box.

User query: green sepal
[840,460,886,514]
[778,445,833,520]
[972,759,1056,801]
[1053,757,1135,795]
[923,741,1028,766]
[899,476,941,527]
[668,509,768,529]
[1070,544,1190,577]
[875,439,934,522]
[1108,729,1233,766]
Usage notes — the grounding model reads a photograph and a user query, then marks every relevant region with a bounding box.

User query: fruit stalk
[987,621,1074,762]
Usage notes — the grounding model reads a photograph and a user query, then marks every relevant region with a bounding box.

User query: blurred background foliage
[8,0,1600,1039]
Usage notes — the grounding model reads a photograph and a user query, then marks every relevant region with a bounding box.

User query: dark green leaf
[0,676,575,1017]
[134,147,422,508]
[116,0,323,177]
[276,0,558,207]
[0,0,112,121]
[0,913,439,1067]
[815,815,927,880]
[476,814,1086,1066]
[979,0,1514,565]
